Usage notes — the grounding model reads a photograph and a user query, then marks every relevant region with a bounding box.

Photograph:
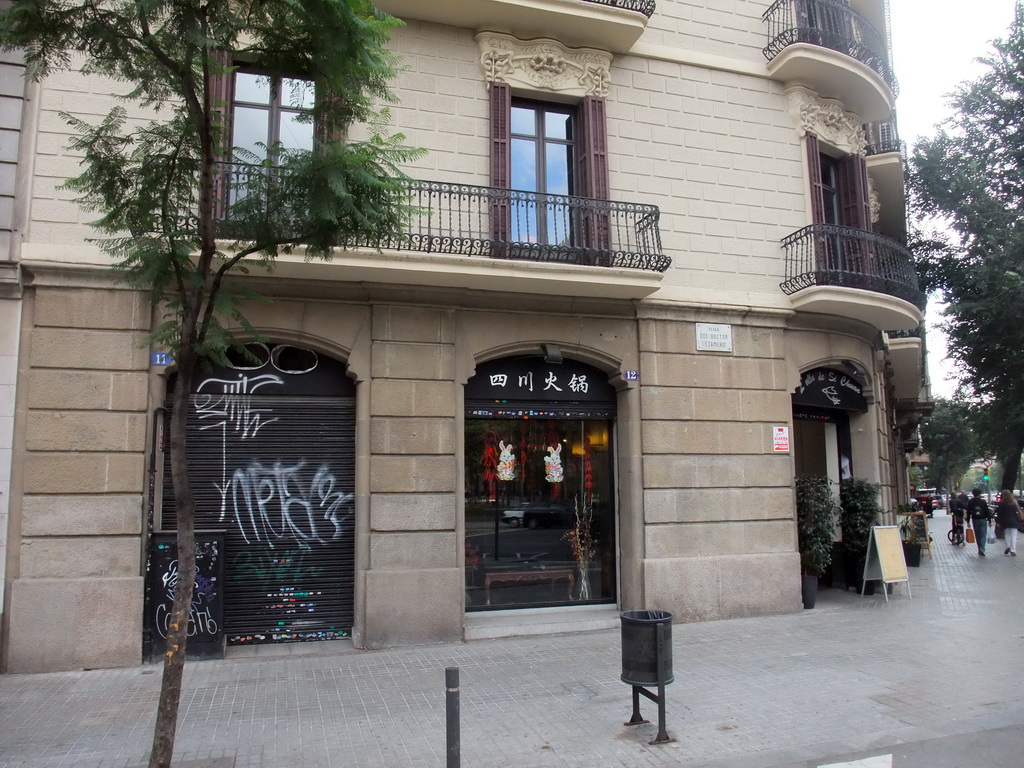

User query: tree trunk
[149,350,198,768]
[1000,439,1024,493]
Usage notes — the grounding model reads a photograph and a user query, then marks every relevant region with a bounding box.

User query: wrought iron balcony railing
[779,223,924,309]
[762,0,898,98]
[863,117,903,157]
[216,165,670,273]
[586,0,656,16]
[887,326,924,340]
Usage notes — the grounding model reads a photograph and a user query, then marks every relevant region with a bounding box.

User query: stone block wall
[5,282,149,672]
[638,305,803,620]
[362,305,462,647]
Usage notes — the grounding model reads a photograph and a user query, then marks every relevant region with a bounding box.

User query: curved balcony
[885,329,925,402]
[780,224,924,331]
[864,116,906,240]
[374,0,654,53]
[762,0,897,121]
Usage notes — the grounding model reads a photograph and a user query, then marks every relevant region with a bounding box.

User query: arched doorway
[792,366,868,487]
[158,343,356,646]
[463,356,617,610]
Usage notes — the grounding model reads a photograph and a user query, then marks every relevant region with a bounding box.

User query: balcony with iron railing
[762,0,897,122]
[863,114,907,240]
[864,116,903,158]
[886,325,926,402]
[374,0,654,53]
[780,223,924,331]
[215,164,669,297]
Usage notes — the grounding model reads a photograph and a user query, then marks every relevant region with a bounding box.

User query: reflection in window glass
[464,418,616,611]
[235,72,271,105]
[282,78,315,110]
[231,71,315,162]
[511,138,538,192]
[279,112,314,153]
[509,101,575,247]
[511,106,536,136]
[545,111,571,141]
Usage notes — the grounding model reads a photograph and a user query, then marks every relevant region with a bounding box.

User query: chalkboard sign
[899,511,931,556]
[862,526,911,601]
[148,531,225,661]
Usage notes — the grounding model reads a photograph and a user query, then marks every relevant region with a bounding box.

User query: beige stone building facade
[1,0,930,672]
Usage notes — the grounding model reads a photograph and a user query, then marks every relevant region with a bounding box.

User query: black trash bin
[620,609,673,686]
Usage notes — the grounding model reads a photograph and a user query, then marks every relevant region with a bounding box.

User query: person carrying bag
[994,489,1021,556]
[966,488,992,556]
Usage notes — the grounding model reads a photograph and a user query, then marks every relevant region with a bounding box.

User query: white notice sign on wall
[773,426,790,453]
[695,323,733,352]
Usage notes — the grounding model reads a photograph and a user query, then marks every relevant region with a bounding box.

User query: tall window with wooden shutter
[489,82,511,256]
[210,58,320,220]
[488,86,611,263]
[806,133,873,281]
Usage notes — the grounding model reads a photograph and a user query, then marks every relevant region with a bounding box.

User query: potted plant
[897,503,922,567]
[840,478,883,593]
[795,475,837,609]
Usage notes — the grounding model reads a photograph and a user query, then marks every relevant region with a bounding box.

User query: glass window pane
[464,417,616,610]
[544,111,571,141]
[232,105,271,160]
[234,72,271,105]
[544,143,570,196]
[511,138,537,191]
[511,106,536,136]
[279,111,314,152]
[281,78,315,110]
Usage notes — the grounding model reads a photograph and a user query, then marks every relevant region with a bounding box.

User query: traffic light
[984,472,990,481]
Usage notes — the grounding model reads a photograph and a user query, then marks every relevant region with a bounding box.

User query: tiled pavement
[3,513,1024,768]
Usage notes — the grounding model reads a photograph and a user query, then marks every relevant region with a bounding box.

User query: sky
[889,1,1020,400]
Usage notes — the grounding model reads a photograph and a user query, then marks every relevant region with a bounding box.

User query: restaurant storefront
[464,356,617,611]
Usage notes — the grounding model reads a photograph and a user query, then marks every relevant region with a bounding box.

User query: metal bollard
[445,666,460,768]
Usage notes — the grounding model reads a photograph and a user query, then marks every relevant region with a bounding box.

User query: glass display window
[464,417,615,610]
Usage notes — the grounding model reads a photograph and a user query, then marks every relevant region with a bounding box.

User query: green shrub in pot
[796,475,837,577]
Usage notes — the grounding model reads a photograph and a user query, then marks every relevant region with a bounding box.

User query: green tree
[0,2,421,766]
[920,399,980,491]
[908,2,1024,494]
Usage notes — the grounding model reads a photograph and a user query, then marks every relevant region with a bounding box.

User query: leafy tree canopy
[0,3,422,766]
[0,0,422,367]
[920,399,980,490]
[907,2,1024,489]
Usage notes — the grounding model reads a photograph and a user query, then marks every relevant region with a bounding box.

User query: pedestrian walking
[948,492,966,546]
[966,488,992,556]
[994,489,1021,556]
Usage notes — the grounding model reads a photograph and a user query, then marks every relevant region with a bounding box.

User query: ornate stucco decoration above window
[476,31,613,98]
[868,177,881,224]
[788,88,867,156]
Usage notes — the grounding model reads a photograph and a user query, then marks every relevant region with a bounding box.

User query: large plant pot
[845,555,875,595]
[902,542,922,567]
[801,574,818,609]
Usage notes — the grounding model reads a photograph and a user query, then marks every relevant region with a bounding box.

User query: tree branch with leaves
[0,1,422,765]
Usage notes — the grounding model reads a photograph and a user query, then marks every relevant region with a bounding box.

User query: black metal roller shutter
[161,395,355,645]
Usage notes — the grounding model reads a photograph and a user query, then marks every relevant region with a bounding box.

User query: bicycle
[948,517,965,546]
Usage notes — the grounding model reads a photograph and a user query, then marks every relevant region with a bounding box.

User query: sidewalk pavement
[3,512,1024,768]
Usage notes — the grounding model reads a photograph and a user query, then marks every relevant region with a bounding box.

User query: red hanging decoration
[482,431,499,502]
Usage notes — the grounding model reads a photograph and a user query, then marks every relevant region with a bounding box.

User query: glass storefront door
[464,417,615,610]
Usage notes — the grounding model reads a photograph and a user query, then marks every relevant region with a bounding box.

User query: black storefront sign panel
[792,367,867,412]
[466,357,616,419]
[466,357,616,403]
[147,531,225,661]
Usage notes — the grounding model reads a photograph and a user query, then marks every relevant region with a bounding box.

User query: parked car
[501,503,571,529]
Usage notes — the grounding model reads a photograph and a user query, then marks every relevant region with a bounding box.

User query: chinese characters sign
[465,357,617,416]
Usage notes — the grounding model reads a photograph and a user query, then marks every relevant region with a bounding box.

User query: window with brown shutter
[489,87,610,262]
[806,134,874,285]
